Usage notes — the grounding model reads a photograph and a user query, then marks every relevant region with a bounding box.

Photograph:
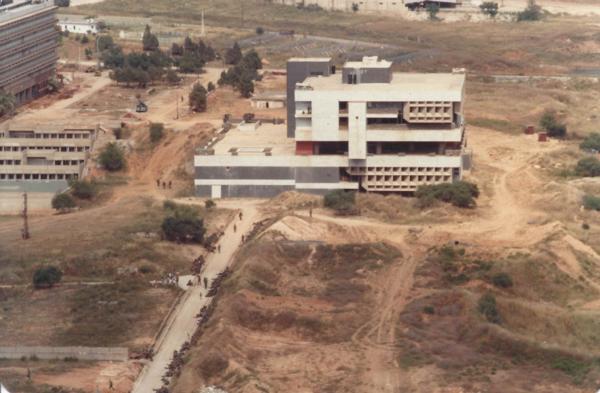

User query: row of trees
[0,89,16,118]
[218,45,262,98]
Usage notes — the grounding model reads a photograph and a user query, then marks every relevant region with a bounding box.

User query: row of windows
[0,173,79,180]
[2,132,92,139]
[350,166,454,173]
[365,175,452,183]
[0,159,83,165]
[0,146,90,152]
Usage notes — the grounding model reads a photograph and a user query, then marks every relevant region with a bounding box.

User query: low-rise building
[194,56,469,198]
[58,15,98,34]
[0,0,59,105]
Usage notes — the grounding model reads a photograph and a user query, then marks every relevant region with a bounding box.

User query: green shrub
[423,306,435,315]
[579,133,600,151]
[161,202,205,243]
[517,0,543,21]
[415,181,479,208]
[99,142,125,171]
[255,26,264,35]
[205,199,216,209]
[492,272,513,288]
[582,223,590,230]
[478,292,501,324]
[149,122,164,143]
[33,266,63,289]
[575,157,600,177]
[583,194,600,211]
[539,110,567,138]
[323,190,356,214]
[52,193,76,212]
[480,1,499,17]
[69,179,96,199]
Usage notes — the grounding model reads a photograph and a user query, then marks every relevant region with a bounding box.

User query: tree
[517,0,543,21]
[189,83,208,112]
[166,69,181,85]
[241,49,262,71]
[54,0,69,6]
[84,47,93,60]
[70,179,96,199]
[583,194,600,211]
[492,273,513,288]
[426,3,440,20]
[0,89,16,117]
[99,142,125,171]
[178,52,204,74]
[33,266,63,289]
[324,190,356,214]
[539,110,567,138]
[149,122,164,143]
[142,25,159,51]
[171,43,183,56]
[480,1,499,17]
[207,81,215,92]
[97,35,114,51]
[52,193,76,212]
[238,76,254,98]
[225,42,243,65]
[161,205,206,243]
[80,34,90,44]
[352,2,359,12]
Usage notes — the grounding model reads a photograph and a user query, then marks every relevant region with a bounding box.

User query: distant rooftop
[288,57,332,63]
[344,56,392,69]
[0,0,55,27]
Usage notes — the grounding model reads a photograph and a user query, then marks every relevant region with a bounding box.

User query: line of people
[156,178,173,189]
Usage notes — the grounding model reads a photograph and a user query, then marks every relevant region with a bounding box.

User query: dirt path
[131,200,261,393]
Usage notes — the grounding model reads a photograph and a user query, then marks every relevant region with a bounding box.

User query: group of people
[156,179,172,189]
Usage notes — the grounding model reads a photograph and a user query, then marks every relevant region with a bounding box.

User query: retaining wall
[0,346,128,361]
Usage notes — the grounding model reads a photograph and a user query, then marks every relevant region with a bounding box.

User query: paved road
[131,202,260,393]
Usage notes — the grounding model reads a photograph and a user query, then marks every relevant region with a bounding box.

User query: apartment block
[0,126,97,182]
[194,56,469,198]
[0,0,59,105]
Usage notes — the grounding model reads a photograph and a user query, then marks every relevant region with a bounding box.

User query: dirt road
[131,200,261,393]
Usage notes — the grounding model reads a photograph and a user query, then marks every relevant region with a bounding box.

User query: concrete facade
[195,56,468,199]
[0,0,59,106]
[0,126,97,182]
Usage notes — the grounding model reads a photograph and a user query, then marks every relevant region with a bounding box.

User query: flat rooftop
[301,72,465,94]
[288,57,332,63]
[0,0,55,27]
[213,123,294,156]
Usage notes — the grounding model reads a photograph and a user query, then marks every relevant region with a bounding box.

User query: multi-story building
[0,126,97,182]
[194,56,469,198]
[0,0,59,105]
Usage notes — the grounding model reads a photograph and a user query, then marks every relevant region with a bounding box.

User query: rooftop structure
[0,0,59,105]
[194,57,470,198]
[58,15,98,34]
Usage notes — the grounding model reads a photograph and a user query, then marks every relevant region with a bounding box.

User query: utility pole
[22,192,30,240]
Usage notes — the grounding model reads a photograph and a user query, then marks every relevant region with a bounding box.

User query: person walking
[217,244,221,253]
[203,277,208,289]
[233,224,237,233]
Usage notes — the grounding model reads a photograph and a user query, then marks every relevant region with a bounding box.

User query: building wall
[0,3,58,105]
[59,22,98,34]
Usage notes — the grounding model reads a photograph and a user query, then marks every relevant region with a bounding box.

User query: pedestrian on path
[203,277,208,289]
[241,234,245,243]
[217,244,221,253]
[156,179,160,187]
[239,212,243,220]
[233,224,237,233]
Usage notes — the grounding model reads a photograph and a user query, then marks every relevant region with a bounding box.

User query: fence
[0,346,128,361]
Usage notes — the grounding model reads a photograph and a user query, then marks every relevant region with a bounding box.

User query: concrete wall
[0,346,128,361]
[342,67,392,84]
[286,59,333,138]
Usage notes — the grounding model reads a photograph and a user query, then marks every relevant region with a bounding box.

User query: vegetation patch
[415,181,479,208]
[323,190,357,215]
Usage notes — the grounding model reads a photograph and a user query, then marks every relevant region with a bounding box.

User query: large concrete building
[0,125,97,182]
[0,0,59,105]
[194,56,469,198]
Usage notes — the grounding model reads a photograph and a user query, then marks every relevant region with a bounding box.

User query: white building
[58,16,98,34]
[194,57,469,198]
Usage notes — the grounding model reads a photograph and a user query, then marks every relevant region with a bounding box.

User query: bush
[69,179,96,199]
[99,142,125,171]
[149,122,164,143]
[33,266,63,289]
[199,353,229,379]
[415,181,479,208]
[539,110,567,138]
[255,26,264,35]
[480,1,498,17]
[80,35,89,44]
[165,70,181,85]
[426,3,440,20]
[205,199,216,209]
[492,272,513,288]
[52,193,76,212]
[575,157,600,177]
[207,81,215,92]
[517,0,543,21]
[580,133,600,151]
[323,190,356,214]
[0,89,16,117]
[583,194,600,211]
[582,223,590,230]
[161,202,205,243]
[423,306,435,315]
[189,83,207,112]
[478,292,501,324]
